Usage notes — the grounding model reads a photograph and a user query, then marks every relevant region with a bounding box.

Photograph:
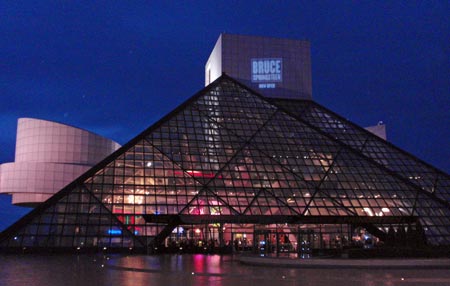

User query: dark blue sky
[0,1,448,231]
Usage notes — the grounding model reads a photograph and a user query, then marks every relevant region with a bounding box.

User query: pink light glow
[175,170,222,179]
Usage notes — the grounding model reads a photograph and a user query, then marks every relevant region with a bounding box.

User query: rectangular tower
[205,33,312,99]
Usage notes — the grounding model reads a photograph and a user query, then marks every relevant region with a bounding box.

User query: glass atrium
[1,75,449,254]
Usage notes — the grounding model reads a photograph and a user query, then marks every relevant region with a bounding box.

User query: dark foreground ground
[1,254,450,286]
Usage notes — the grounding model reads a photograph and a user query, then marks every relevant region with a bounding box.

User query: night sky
[0,1,448,231]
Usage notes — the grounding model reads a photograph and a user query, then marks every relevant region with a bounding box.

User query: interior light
[363,207,374,216]
[108,229,122,235]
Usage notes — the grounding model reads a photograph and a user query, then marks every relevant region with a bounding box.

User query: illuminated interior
[0,75,448,253]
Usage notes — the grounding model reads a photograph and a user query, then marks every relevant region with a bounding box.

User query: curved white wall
[0,118,121,206]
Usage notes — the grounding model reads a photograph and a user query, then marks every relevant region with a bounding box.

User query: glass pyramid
[1,75,449,252]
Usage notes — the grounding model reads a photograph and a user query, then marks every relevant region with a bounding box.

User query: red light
[174,170,222,179]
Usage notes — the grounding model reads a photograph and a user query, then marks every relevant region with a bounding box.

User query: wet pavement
[1,253,449,286]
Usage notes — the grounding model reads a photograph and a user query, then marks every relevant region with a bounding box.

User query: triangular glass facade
[1,75,449,252]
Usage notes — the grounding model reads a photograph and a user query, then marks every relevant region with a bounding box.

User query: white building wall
[0,118,120,206]
[365,123,387,140]
[205,33,312,99]
[205,35,222,86]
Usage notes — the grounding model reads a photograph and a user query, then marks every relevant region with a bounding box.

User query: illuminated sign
[108,229,122,235]
[251,58,282,84]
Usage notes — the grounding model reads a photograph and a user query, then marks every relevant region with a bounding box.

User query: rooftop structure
[205,34,312,99]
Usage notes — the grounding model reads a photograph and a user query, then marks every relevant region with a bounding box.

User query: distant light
[172,226,184,234]
[381,208,390,213]
[195,228,201,234]
[108,229,122,235]
[146,162,152,167]
[363,207,374,216]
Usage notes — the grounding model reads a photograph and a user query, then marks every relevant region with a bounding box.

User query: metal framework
[0,74,449,252]
[143,214,419,225]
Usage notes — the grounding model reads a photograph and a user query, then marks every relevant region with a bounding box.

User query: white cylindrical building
[0,118,120,206]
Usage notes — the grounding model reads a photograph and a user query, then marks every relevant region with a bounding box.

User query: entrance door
[254,230,273,255]
[232,232,252,252]
[298,229,314,258]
